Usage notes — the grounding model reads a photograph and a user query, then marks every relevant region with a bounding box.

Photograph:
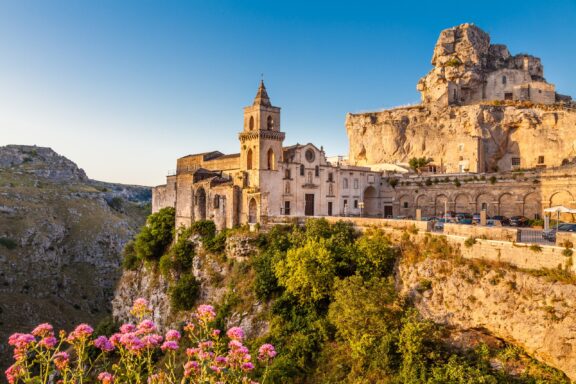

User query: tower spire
[253,80,271,107]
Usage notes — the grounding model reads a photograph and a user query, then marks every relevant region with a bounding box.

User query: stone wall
[556,232,576,247]
[151,176,176,213]
[444,223,519,242]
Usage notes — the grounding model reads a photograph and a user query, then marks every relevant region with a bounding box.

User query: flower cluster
[5,298,276,384]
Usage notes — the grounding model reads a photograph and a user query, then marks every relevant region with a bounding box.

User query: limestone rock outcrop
[399,256,576,381]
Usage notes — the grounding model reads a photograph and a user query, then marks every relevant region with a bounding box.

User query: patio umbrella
[543,206,576,231]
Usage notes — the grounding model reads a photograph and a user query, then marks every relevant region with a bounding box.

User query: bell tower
[239,81,285,187]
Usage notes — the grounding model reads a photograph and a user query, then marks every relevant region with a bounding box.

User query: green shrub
[159,253,174,277]
[464,237,477,248]
[489,176,497,184]
[0,237,17,250]
[134,207,175,261]
[454,179,461,187]
[169,273,200,311]
[562,248,573,257]
[425,178,432,186]
[122,241,140,270]
[107,197,124,212]
[529,244,543,253]
[171,236,195,272]
[444,57,462,67]
[416,279,432,293]
[190,220,216,240]
[205,229,228,253]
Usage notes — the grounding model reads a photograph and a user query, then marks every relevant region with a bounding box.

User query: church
[152,81,384,230]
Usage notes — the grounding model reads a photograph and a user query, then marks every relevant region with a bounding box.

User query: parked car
[472,213,482,224]
[434,218,458,231]
[543,223,576,242]
[491,215,510,226]
[458,218,473,225]
[509,216,530,227]
[486,219,503,227]
[455,212,473,220]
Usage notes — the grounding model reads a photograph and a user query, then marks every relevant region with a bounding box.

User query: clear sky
[0,1,574,186]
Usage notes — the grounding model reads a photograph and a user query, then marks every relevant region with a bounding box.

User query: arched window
[267,115,274,130]
[315,165,319,177]
[247,149,253,170]
[213,195,220,209]
[249,116,255,130]
[267,148,275,170]
[284,169,291,179]
[502,76,507,85]
[300,164,305,176]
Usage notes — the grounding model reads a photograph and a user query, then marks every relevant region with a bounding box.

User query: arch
[434,194,449,216]
[498,192,516,217]
[315,165,319,177]
[300,164,305,176]
[416,194,433,217]
[454,193,471,213]
[267,148,275,170]
[196,187,207,220]
[549,190,574,207]
[249,116,254,130]
[398,194,412,217]
[475,193,495,216]
[246,149,253,170]
[523,192,541,219]
[363,186,378,216]
[248,198,258,224]
[267,115,274,130]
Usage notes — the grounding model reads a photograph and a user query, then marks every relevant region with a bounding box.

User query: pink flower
[120,323,136,334]
[131,298,152,318]
[183,361,199,377]
[8,333,35,349]
[5,364,23,384]
[196,304,216,322]
[68,324,93,341]
[186,347,199,357]
[165,329,181,341]
[137,320,156,335]
[39,336,58,349]
[212,329,221,337]
[161,341,179,351]
[94,336,114,352]
[109,333,122,346]
[141,334,163,348]
[120,333,144,352]
[53,352,69,371]
[226,327,244,341]
[32,323,54,338]
[183,322,195,333]
[258,343,277,361]
[199,340,214,350]
[98,372,114,384]
[241,362,255,371]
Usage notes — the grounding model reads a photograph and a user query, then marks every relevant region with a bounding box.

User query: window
[343,178,348,189]
[328,172,333,182]
[300,164,305,176]
[307,171,313,184]
[305,149,315,163]
[284,201,290,215]
[267,115,274,130]
[246,149,253,170]
[315,165,319,177]
[502,75,507,85]
[284,169,291,179]
[285,182,290,194]
[481,203,487,210]
[267,148,275,170]
[353,178,359,189]
[512,157,521,167]
[354,200,358,209]
[343,199,348,208]
[538,156,545,164]
[213,195,220,209]
[249,116,254,130]
[403,202,409,209]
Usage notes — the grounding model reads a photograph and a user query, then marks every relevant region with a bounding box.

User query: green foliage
[169,273,200,311]
[444,57,462,67]
[398,310,437,384]
[529,244,543,253]
[354,229,397,278]
[489,175,498,184]
[122,240,141,270]
[190,220,216,240]
[275,238,336,303]
[388,178,399,188]
[0,237,18,250]
[562,248,573,257]
[416,279,432,292]
[454,179,461,187]
[134,207,175,261]
[205,229,228,253]
[171,232,195,273]
[159,253,173,277]
[107,196,124,212]
[425,178,433,186]
[464,237,477,248]
[409,157,433,173]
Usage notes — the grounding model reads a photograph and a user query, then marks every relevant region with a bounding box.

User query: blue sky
[0,0,574,186]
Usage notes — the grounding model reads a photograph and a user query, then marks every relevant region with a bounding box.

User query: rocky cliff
[399,255,576,381]
[0,145,150,367]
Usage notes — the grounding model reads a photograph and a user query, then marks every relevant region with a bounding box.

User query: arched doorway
[476,193,495,216]
[523,192,541,219]
[498,193,516,217]
[196,187,207,220]
[454,193,471,213]
[363,186,378,216]
[248,198,258,223]
[434,194,449,217]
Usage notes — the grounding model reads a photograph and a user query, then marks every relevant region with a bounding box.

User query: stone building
[153,82,384,229]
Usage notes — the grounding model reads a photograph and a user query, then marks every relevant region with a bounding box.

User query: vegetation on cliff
[114,218,570,383]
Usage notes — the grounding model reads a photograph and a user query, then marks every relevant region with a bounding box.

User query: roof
[179,151,224,161]
[253,80,272,107]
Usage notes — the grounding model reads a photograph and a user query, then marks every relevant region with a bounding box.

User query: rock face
[0,145,150,369]
[346,23,576,173]
[346,104,576,173]
[399,257,576,381]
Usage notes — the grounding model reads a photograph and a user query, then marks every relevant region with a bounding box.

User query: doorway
[384,205,393,218]
[328,202,333,216]
[305,194,315,216]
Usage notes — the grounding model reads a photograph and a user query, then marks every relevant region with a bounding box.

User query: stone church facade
[152,82,383,229]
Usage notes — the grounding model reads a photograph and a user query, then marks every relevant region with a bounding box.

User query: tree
[409,157,433,174]
[134,207,175,261]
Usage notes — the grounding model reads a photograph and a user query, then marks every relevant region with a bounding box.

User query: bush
[562,248,573,257]
[169,273,200,311]
[159,253,174,277]
[134,207,175,261]
[122,241,140,270]
[171,234,195,273]
[529,244,543,253]
[464,237,477,248]
[190,220,216,240]
[354,229,397,278]
[205,229,228,253]
[107,197,124,212]
[489,176,497,184]
[0,237,17,250]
